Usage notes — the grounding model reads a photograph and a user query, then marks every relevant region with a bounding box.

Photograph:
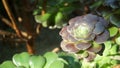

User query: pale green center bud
[73,23,89,39]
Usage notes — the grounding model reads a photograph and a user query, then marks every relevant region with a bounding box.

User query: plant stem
[2,0,22,37]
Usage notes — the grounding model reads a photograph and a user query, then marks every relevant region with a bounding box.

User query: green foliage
[34,0,80,28]
[1,48,120,68]
[29,55,45,68]
[34,0,120,28]
[109,26,118,37]
[0,52,80,68]
[0,61,16,68]
[115,36,120,45]
[12,52,30,68]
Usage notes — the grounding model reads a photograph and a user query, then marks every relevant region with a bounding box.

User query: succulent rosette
[59,14,109,61]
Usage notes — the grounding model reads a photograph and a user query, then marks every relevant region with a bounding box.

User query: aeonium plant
[59,14,110,61]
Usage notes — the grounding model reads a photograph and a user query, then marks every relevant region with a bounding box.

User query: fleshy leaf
[76,42,91,50]
[85,52,96,61]
[49,59,64,68]
[110,44,118,55]
[93,22,105,35]
[87,42,102,53]
[29,55,46,68]
[55,11,64,28]
[0,61,16,68]
[110,15,120,27]
[115,36,120,45]
[12,52,30,68]
[34,13,51,23]
[95,30,109,44]
[103,41,112,56]
[65,43,79,52]
[43,52,58,68]
[109,27,118,37]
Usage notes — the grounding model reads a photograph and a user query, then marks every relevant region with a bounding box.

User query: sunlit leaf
[42,21,48,27]
[115,36,120,45]
[109,26,118,37]
[110,44,118,55]
[103,41,112,56]
[43,52,58,68]
[34,13,51,23]
[12,52,30,68]
[0,61,16,68]
[55,11,64,28]
[49,59,64,68]
[29,55,46,68]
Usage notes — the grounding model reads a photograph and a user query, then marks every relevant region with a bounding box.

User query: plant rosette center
[72,22,91,39]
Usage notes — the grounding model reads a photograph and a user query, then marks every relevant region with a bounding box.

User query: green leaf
[110,15,120,27]
[110,44,118,55]
[81,60,96,68]
[16,66,26,68]
[81,51,89,58]
[55,11,64,28]
[103,41,112,56]
[90,0,103,10]
[0,61,16,68]
[115,36,120,45]
[101,11,112,20]
[104,41,112,50]
[12,52,30,68]
[49,59,64,68]
[109,27,118,37]
[34,13,51,23]
[43,52,58,68]
[97,57,111,68]
[29,55,46,68]
[42,21,48,27]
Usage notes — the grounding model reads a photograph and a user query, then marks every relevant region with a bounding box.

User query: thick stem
[26,38,35,54]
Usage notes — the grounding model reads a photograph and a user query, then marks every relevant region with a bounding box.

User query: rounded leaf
[0,61,16,68]
[49,60,64,68]
[85,52,96,61]
[76,42,91,50]
[110,44,118,55]
[60,41,79,53]
[89,42,102,53]
[93,22,105,35]
[95,30,109,44]
[115,36,120,45]
[65,43,79,53]
[59,26,77,42]
[29,55,46,68]
[109,27,118,37]
[43,52,58,68]
[35,13,51,23]
[12,52,30,68]
[55,11,64,28]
